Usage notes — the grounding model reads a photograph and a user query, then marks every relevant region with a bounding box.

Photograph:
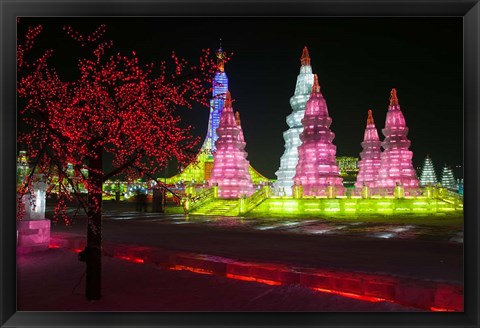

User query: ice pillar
[209,92,255,198]
[355,110,382,189]
[293,75,344,196]
[376,89,419,192]
[274,47,315,196]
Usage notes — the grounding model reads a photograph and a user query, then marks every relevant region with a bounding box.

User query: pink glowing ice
[355,109,382,188]
[293,75,344,196]
[209,92,255,198]
[376,89,419,190]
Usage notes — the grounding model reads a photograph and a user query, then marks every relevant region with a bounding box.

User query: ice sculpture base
[17,219,51,254]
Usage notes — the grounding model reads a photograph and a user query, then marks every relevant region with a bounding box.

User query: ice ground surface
[48,208,464,283]
[17,248,419,311]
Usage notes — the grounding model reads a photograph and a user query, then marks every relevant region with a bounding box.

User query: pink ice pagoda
[355,109,382,189]
[376,88,419,192]
[209,92,255,198]
[293,75,344,196]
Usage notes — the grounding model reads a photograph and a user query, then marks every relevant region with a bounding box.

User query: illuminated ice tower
[355,110,382,188]
[209,92,255,198]
[165,43,269,184]
[376,89,419,191]
[275,47,315,195]
[441,165,456,190]
[293,75,344,196]
[419,155,438,186]
[203,45,229,153]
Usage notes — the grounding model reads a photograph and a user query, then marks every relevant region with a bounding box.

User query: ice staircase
[190,199,239,216]
[436,190,463,208]
[189,188,270,216]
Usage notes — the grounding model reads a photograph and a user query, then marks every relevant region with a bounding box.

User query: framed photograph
[2,0,479,327]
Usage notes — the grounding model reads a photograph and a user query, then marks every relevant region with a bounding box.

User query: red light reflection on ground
[117,256,145,263]
[168,265,214,275]
[51,244,461,312]
[225,273,282,286]
[312,287,389,303]
[430,306,456,312]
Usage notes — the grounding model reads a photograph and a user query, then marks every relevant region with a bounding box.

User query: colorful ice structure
[165,44,270,185]
[203,46,228,153]
[355,110,382,189]
[209,92,255,198]
[275,47,315,196]
[293,75,344,197]
[419,155,438,186]
[441,165,456,190]
[376,89,419,192]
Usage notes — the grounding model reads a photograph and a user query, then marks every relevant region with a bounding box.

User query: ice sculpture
[209,92,255,198]
[376,89,419,191]
[355,110,382,189]
[419,155,438,186]
[274,46,315,196]
[293,75,344,196]
[167,43,270,185]
[441,165,456,190]
[203,45,229,153]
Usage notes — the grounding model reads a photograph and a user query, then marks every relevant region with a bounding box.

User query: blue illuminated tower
[166,42,270,185]
[202,45,229,154]
[275,47,315,195]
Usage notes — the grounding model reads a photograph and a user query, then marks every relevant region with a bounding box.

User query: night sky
[19,17,463,180]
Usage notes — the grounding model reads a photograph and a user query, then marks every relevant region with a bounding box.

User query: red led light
[17,22,222,224]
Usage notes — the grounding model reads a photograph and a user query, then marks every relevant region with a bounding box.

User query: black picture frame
[1,0,478,327]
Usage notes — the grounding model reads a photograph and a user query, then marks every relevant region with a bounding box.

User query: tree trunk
[86,149,103,300]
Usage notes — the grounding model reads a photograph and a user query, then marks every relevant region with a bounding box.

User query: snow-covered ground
[17,248,418,311]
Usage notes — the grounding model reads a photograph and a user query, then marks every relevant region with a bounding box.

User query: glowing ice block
[355,109,382,189]
[22,174,47,221]
[376,89,419,191]
[274,46,315,196]
[293,75,344,196]
[209,92,255,198]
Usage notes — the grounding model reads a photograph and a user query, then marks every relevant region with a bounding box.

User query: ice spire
[389,88,399,106]
[235,111,241,125]
[216,38,226,72]
[293,74,344,196]
[367,109,374,125]
[274,47,315,196]
[300,46,311,66]
[225,89,232,107]
[355,109,382,188]
[209,91,254,198]
[235,111,245,142]
[312,73,320,93]
[376,88,419,192]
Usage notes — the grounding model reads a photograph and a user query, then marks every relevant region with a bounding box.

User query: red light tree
[17,23,217,300]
